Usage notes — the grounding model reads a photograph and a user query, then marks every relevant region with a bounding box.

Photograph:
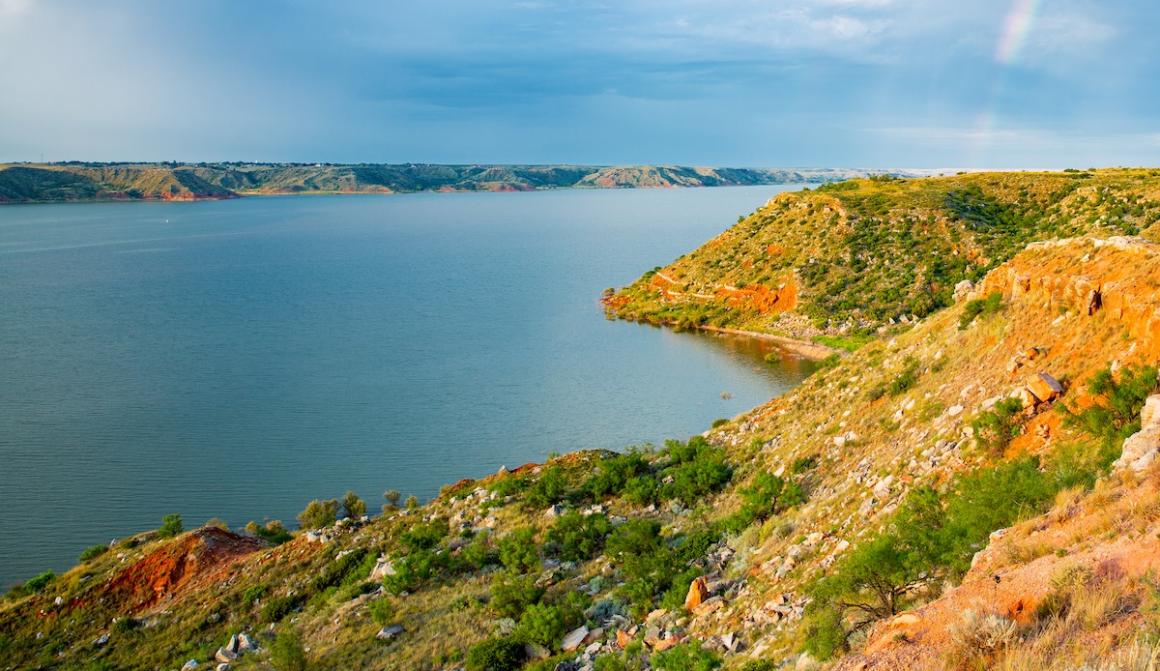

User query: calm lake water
[0,185,815,585]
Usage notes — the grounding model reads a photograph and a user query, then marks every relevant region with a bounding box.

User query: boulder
[225,634,239,654]
[524,643,550,660]
[1027,373,1064,403]
[1114,426,1160,472]
[562,625,589,651]
[215,647,238,663]
[237,633,257,652]
[684,576,710,611]
[375,624,404,641]
[953,280,974,302]
[616,629,632,649]
[1141,395,1160,427]
[181,661,199,671]
[216,665,231,671]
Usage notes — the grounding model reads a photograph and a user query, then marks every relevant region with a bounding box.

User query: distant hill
[0,162,910,204]
[605,168,1160,341]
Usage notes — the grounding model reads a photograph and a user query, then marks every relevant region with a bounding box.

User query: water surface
[0,186,814,584]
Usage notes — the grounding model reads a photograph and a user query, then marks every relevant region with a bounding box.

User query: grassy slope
[5,174,1160,671]
[606,169,1160,340]
[0,163,885,203]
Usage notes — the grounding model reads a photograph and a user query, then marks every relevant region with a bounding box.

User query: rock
[216,665,231,671]
[1015,387,1038,409]
[652,635,682,652]
[1142,395,1160,427]
[562,625,589,651]
[94,633,109,646]
[585,641,602,655]
[54,596,63,606]
[237,632,258,652]
[945,404,964,417]
[584,627,605,644]
[525,643,550,660]
[795,652,818,670]
[1027,373,1064,403]
[544,504,565,519]
[370,555,395,580]
[684,576,710,611]
[953,280,974,302]
[225,634,239,654]
[616,629,632,649]
[215,647,238,663]
[376,624,404,641]
[693,596,724,616]
[1115,426,1160,471]
[181,661,200,671]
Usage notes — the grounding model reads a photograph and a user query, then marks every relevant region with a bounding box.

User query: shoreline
[692,324,840,360]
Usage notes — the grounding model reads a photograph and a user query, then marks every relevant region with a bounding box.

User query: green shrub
[460,532,498,571]
[368,598,396,625]
[312,548,369,592]
[526,466,569,509]
[342,491,367,519]
[271,629,308,671]
[972,397,1025,454]
[263,594,305,623]
[465,636,526,671]
[297,499,339,530]
[158,513,184,538]
[247,519,293,545]
[802,604,846,660]
[241,584,268,605]
[604,520,683,615]
[887,357,921,396]
[660,438,732,506]
[489,573,544,620]
[515,603,566,649]
[650,641,721,671]
[383,548,448,594]
[959,291,1003,329]
[546,512,611,562]
[23,571,55,594]
[400,518,450,552]
[112,616,141,634]
[79,544,108,563]
[498,527,539,573]
[624,475,661,506]
[1062,363,1158,453]
[585,451,650,499]
[726,472,806,531]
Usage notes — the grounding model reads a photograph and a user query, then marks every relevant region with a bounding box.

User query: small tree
[383,490,402,508]
[158,514,184,538]
[405,495,419,511]
[342,491,367,519]
[297,499,339,530]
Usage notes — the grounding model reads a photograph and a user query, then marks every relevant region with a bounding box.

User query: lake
[0,185,815,585]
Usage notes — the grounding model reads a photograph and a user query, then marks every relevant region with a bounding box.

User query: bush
[247,519,293,545]
[400,518,449,552]
[526,466,569,509]
[887,357,921,396]
[726,471,805,531]
[489,573,544,619]
[158,513,184,538]
[460,532,498,571]
[368,598,395,625]
[312,548,369,592]
[624,475,661,506]
[546,512,611,561]
[263,594,305,623]
[1063,363,1158,452]
[515,602,566,649]
[271,629,308,671]
[241,584,268,605]
[23,571,55,594]
[650,641,721,671]
[959,292,1003,329]
[383,548,448,594]
[802,604,846,660]
[342,491,367,519]
[972,397,1025,454]
[585,451,650,500]
[498,527,539,573]
[79,544,108,563]
[297,499,339,530]
[604,520,681,615]
[660,438,732,506]
[465,636,526,671]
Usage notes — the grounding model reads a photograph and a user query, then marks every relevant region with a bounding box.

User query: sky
[0,0,1156,168]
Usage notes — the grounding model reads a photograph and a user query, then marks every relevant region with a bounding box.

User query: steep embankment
[5,234,1160,671]
[0,163,896,204]
[605,169,1160,344]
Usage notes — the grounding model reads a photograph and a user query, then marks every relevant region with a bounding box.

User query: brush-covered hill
[0,163,897,204]
[5,227,1160,671]
[605,169,1160,346]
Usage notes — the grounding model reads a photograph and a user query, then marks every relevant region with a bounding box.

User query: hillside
[0,163,897,204]
[605,169,1160,345]
[5,220,1160,670]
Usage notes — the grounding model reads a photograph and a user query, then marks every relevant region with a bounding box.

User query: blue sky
[0,0,1156,168]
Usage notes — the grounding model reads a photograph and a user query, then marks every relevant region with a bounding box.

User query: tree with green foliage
[489,573,543,620]
[498,527,539,573]
[526,466,569,508]
[297,499,338,530]
[546,512,611,562]
[341,491,366,519]
[971,397,1025,454]
[158,513,184,538]
[515,602,566,649]
[1062,363,1158,454]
